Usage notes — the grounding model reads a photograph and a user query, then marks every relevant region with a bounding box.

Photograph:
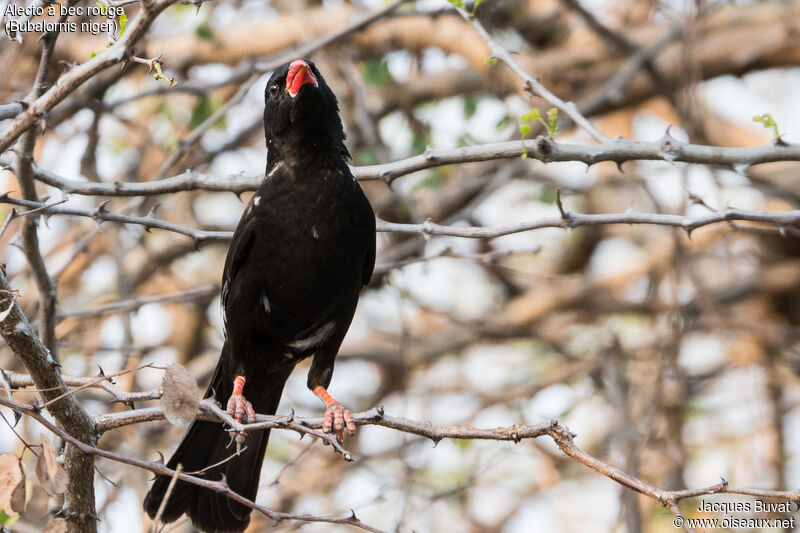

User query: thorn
[349,509,357,520]
[156,451,165,464]
[720,477,728,485]
[664,124,674,139]
[555,189,568,220]
[376,405,384,416]
[430,437,441,447]
[145,204,161,218]
[97,365,106,377]
[774,134,789,147]
[93,200,111,219]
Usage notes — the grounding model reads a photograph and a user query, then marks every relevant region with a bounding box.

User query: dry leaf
[36,434,69,496]
[42,517,68,533]
[0,453,25,516]
[161,363,199,427]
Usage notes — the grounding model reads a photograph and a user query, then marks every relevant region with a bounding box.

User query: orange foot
[226,376,256,424]
[314,385,355,442]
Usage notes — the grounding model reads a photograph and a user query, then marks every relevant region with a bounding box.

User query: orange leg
[226,375,256,424]
[313,385,355,442]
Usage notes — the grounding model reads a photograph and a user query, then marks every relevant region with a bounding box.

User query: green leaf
[485,57,498,65]
[96,0,107,17]
[361,60,392,87]
[537,188,556,204]
[414,174,444,191]
[447,0,465,7]
[463,96,479,119]
[519,124,531,136]
[411,130,432,156]
[0,509,15,525]
[752,113,780,138]
[118,10,127,37]
[190,95,225,129]
[195,23,214,41]
[547,107,559,138]
[522,109,541,123]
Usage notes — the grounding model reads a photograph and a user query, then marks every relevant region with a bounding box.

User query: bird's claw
[226,393,256,424]
[323,402,355,443]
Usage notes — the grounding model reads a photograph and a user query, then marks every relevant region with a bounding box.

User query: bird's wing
[362,226,376,287]
[220,211,257,329]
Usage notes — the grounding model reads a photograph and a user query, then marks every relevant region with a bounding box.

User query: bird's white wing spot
[287,321,335,351]
[254,195,262,206]
[261,294,271,314]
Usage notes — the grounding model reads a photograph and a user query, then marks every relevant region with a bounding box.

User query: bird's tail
[144,344,286,533]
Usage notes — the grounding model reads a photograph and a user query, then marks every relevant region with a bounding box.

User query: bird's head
[263,59,348,165]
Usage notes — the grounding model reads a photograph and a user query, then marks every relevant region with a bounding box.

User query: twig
[58,285,219,319]
[375,208,800,239]
[0,195,230,244]
[150,464,182,533]
[4,370,162,404]
[0,198,68,240]
[373,246,541,274]
[455,6,610,142]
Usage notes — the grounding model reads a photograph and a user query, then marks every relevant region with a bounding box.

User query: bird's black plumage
[143,59,376,533]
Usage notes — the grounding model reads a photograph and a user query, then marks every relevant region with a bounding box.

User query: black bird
[143,59,376,533]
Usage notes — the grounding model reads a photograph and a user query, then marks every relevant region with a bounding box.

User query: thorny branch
[0,267,98,532]
[0,395,386,533]
[0,0,181,153]
[455,4,610,143]
[1,1,798,531]
[1,192,797,244]
[7,135,799,196]
[1,390,797,530]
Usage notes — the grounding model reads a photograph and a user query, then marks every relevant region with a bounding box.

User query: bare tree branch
[58,285,219,320]
[11,136,799,198]
[3,391,797,530]
[0,267,98,532]
[0,395,387,533]
[455,5,610,143]
[0,0,180,154]
[2,192,797,246]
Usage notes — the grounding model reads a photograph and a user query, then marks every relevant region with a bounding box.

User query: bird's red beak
[286,60,318,98]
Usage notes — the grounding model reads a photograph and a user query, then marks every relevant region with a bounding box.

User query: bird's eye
[268,84,279,98]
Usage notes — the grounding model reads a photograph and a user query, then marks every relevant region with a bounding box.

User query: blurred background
[1,0,800,531]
